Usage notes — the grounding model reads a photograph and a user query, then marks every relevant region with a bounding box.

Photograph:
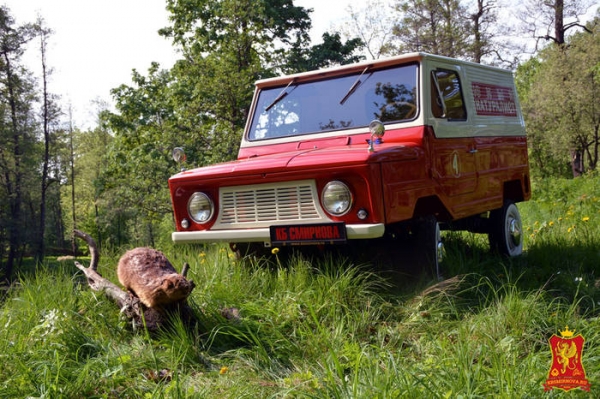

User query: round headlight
[321,181,352,216]
[188,192,214,223]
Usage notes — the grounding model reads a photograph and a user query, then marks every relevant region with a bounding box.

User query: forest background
[0,0,598,282]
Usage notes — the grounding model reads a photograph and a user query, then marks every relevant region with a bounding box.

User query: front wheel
[413,215,444,280]
[488,201,523,257]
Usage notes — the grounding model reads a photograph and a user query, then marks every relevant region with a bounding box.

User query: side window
[431,69,467,120]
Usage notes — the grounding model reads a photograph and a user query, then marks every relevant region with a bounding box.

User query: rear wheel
[488,201,523,256]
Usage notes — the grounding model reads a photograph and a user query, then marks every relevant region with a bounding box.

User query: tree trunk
[36,25,51,264]
[554,0,565,45]
[53,187,66,251]
[69,107,77,255]
[2,50,23,283]
[592,126,599,171]
[570,149,583,177]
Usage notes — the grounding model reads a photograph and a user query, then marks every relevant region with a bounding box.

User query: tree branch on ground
[72,229,196,333]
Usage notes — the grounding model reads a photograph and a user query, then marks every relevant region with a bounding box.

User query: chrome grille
[214,180,328,229]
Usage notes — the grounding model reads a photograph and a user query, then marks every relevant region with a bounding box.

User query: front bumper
[172,223,385,244]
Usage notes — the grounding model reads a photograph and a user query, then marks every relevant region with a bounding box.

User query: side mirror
[173,147,187,171]
[368,120,385,152]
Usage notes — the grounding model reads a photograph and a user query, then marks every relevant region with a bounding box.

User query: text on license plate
[270,222,347,246]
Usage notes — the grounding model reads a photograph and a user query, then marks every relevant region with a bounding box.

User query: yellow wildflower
[582,216,590,222]
[548,221,554,226]
[271,247,280,255]
[220,366,228,375]
[568,226,575,233]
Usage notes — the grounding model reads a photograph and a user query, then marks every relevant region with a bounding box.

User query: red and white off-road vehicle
[168,52,531,276]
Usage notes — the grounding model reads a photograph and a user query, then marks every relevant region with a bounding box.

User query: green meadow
[1,173,599,398]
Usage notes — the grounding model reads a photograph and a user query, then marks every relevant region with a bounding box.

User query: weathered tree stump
[73,229,196,333]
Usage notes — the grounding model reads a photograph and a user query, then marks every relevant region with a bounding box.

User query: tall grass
[1,173,598,398]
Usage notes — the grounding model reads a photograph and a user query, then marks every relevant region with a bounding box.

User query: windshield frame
[246,62,420,142]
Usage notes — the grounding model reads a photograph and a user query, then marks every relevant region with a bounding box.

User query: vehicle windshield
[248,63,418,141]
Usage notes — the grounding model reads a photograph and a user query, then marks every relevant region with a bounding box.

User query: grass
[1,172,599,398]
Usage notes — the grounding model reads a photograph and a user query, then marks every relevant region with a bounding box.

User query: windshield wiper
[265,79,296,111]
[340,66,371,105]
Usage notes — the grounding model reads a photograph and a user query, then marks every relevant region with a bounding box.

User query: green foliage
[0,7,80,278]
[159,0,314,133]
[0,6,46,280]
[61,126,110,249]
[93,0,364,250]
[393,0,470,59]
[515,56,568,177]
[518,18,600,178]
[282,32,364,74]
[2,174,599,397]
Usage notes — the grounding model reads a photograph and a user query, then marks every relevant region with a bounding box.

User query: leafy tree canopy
[517,16,599,177]
[96,0,363,247]
[393,0,470,59]
[283,32,364,73]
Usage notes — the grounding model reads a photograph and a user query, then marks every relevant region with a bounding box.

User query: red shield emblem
[544,326,591,392]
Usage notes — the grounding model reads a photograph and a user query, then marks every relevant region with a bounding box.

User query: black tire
[488,201,523,257]
[413,215,444,280]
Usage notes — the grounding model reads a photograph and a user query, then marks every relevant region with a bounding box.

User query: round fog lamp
[322,181,352,216]
[357,209,368,220]
[188,192,214,223]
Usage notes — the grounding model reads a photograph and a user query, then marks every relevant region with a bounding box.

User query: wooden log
[73,230,195,332]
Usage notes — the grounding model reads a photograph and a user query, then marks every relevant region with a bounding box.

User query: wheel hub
[508,217,522,247]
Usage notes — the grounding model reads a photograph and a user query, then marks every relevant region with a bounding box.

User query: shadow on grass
[439,233,600,317]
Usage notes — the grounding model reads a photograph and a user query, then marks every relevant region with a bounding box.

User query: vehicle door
[429,66,478,198]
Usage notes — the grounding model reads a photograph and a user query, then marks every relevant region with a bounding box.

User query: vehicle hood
[169,143,421,183]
